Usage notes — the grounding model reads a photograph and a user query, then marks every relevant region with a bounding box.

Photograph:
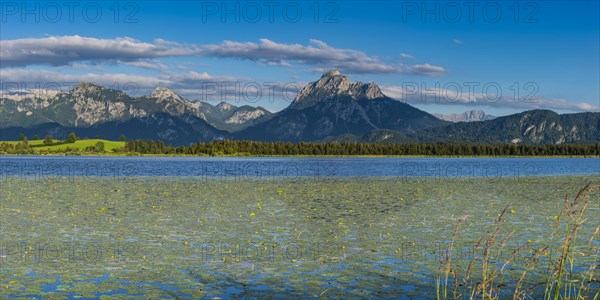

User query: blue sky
[1,0,598,115]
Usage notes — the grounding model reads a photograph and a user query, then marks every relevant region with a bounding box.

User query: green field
[3,139,125,152]
[3,139,52,146]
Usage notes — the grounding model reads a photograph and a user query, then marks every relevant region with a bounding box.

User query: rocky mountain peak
[0,89,60,101]
[290,71,386,109]
[217,102,235,111]
[348,81,385,99]
[322,70,341,77]
[151,87,183,102]
[72,82,102,94]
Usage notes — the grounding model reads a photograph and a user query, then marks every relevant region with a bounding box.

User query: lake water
[1,156,599,298]
[1,156,598,178]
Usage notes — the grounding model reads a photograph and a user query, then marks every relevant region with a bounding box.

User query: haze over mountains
[434,110,496,122]
[1,71,598,145]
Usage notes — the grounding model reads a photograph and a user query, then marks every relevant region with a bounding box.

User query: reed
[437,184,599,300]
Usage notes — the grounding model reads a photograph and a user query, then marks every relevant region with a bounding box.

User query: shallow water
[1,174,598,298]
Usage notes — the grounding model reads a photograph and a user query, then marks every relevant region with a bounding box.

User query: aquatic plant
[1,175,597,298]
[437,184,599,300]
[543,184,599,300]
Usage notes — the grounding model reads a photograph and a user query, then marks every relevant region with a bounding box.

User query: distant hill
[412,110,600,144]
[319,110,599,145]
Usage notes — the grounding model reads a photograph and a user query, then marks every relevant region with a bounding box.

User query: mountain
[320,109,600,145]
[0,113,230,145]
[235,70,448,142]
[201,102,273,132]
[411,110,600,144]
[288,70,386,109]
[0,84,201,128]
[2,73,598,145]
[434,110,496,122]
[0,84,270,132]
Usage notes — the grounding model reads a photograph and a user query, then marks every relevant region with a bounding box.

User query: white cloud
[1,36,446,76]
[200,38,404,74]
[405,64,446,77]
[0,35,200,68]
[122,59,168,70]
[264,60,293,67]
[0,69,168,93]
[380,84,599,112]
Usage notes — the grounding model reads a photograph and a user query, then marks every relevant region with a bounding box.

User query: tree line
[124,139,600,156]
[0,132,112,154]
[1,137,598,156]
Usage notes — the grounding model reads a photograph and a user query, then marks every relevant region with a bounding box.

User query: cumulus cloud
[201,38,434,75]
[0,36,446,76]
[380,84,599,112]
[400,53,415,59]
[0,36,200,68]
[404,64,446,77]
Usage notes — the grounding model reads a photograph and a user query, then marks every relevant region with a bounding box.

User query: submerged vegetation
[0,175,597,298]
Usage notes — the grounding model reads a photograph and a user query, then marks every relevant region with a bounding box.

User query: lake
[0,157,598,299]
[1,156,599,178]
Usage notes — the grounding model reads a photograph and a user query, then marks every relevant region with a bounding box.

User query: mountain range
[1,71,598,145]
[0,83,271,132]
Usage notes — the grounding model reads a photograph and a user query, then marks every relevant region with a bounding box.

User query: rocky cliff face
[290,70,385,109]
[202,102,273,131]
[225,108,269,125]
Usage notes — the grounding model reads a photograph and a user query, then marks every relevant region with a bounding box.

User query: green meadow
[3,139,49,146]
[0,175,598,298]
[2,139,125,153]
